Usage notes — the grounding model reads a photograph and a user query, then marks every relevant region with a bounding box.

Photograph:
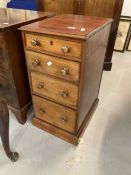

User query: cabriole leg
[0,100,19,162]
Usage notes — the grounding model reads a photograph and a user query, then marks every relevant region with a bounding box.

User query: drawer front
[26,50,80,83]
[31,72,78,107]
[33,95,76,133]
[25,33,82,59]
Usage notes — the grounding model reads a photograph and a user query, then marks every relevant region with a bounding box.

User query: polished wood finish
[33,98,99,145]
[0,99,19,161]
[21,15,112,145]
[84,0,116,17]
[33,95,76,133]
[31,71,78,107]
[0,8,54,29]
[22,15,111,38]
[37,0,124,71]
[78,24,111,128]
[25,33,82,59]
[37,0,75,14]
[26,50,80,83]
[0,8,54,124]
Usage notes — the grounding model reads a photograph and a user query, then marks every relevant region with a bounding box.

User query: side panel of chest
[4,30,31,109]
[77,24,111,130]
[0,31,19,108]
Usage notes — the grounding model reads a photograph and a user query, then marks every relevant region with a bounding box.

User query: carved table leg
[0,100,19,162]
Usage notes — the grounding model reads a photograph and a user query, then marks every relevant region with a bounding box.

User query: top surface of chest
[0,8,54,30]
[20,14,112,39]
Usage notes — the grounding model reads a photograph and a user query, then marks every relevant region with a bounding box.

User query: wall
[122,0,131,16]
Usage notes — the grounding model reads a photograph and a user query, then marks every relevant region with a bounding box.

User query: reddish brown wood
[77,24,111,129]
[37,0,124,71]
[104,0,124,70]
[20,15,112,39]
[0,8,54,30]
[37,0,75,14]
[21,15,112,145]
[0,8,55,124]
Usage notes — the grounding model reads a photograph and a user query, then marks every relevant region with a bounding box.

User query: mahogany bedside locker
[20,15,113,145]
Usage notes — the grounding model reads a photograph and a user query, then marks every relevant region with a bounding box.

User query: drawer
[26,50,80,83]
[31,72,78,107]
[33,95,76,133]
[25,33,82,59]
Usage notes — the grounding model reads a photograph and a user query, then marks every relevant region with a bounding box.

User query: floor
[0,52,131,175]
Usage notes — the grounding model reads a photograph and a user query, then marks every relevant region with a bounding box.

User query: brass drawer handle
[60,67,69,76]
[61,45,70,53]
[31,39,40,46]
[32,59,40,66]
[61,91,68,98]
[39,108,46,115]
[37,83,44,89]
[61,116,68,123]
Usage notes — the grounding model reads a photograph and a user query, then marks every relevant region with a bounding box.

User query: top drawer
[25,33,82,59]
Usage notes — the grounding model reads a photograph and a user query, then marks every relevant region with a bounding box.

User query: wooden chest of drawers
[0,8,54,124]
[20,15,112,145]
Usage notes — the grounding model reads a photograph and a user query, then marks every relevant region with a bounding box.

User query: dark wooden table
[0,99,19,162]
[0,8,55,161]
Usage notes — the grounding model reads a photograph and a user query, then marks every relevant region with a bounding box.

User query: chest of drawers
[20,15,112,145]
[0,8,54,124]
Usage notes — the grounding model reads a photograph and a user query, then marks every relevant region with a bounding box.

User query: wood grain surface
[33,95,76,133]
[26,50,80,83]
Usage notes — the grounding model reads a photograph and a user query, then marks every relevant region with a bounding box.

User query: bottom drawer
[33,95,76,133]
